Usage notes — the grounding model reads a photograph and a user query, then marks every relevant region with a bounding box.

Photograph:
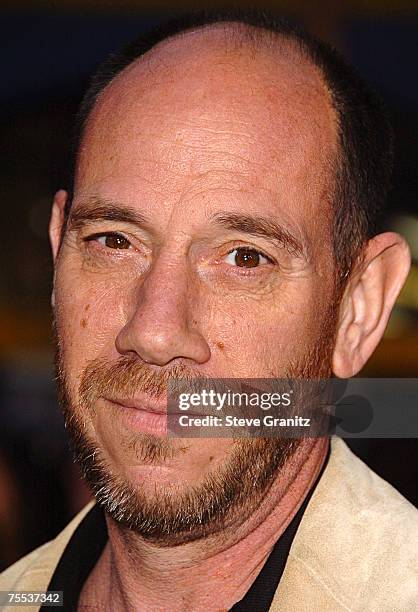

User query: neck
[79,437,328,612]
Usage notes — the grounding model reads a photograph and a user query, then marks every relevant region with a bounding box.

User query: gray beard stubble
[53,304,336,546]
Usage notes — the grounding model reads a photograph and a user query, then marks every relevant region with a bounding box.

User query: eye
[86,233,132,250]
[224,247,272,268]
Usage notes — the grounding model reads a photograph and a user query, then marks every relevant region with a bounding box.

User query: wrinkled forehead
[76,25,338,230]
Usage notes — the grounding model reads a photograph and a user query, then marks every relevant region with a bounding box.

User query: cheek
[209,283,328,376]
[54,264,128,387]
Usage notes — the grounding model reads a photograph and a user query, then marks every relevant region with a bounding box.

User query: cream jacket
[0,437,417,611]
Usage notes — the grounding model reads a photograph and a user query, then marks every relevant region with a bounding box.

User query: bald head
[79,24,337,232]
[79,22,337,182]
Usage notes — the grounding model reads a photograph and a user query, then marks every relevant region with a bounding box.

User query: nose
[115,251,211,367]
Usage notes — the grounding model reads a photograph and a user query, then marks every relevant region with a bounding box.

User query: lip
[109,396,169,415]
[107,396,210,418]
[104,396,216,437]
[103,397,169,436]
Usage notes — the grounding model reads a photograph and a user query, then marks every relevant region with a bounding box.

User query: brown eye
[225,247,270,268]
[94,233,131,249]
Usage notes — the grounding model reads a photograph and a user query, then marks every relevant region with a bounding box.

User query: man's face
[52,29,339,543]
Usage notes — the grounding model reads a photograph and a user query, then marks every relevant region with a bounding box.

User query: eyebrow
[67,198,153,233]
[210,212,306,258]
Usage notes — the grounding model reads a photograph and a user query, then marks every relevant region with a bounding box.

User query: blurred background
[0,0,417,570]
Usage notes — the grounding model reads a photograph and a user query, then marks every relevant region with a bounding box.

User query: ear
[49,189,68,261]
[49,190,68,307]
[332,232,411,377]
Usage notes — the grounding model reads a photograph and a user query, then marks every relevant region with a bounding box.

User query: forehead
[76,25,338,237]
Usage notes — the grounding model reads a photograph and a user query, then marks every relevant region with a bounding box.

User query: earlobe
[332,232,411,377]
[49,189,68,262]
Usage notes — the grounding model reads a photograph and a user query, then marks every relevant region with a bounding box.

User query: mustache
[78,354,210,405]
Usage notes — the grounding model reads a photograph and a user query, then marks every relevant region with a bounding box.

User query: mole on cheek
[217,341,225,350]
[84,304,90,312]
[81,318,87,328]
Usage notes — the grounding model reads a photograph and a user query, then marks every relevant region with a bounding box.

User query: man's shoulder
[324,437,417,534]
[303,437,418,566]
[0,501,96,593]
[272,437,418,612]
